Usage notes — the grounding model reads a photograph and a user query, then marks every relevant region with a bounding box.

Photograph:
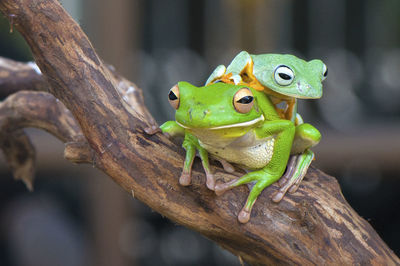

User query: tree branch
[0,57,45,95]
[0,0,398,264]
[0,129,35,190]
[0,90,92,187]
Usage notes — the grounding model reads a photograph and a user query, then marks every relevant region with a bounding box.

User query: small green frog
[161,81,299,223]
[206,51,327,120]
[206,51,325,201]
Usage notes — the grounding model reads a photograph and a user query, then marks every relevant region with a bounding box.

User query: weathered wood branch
[0,90,91,188]
[0,57,45,95]
[0,129,35,190]
[0,0,398,265]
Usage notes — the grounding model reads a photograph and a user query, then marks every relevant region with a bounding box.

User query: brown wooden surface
[0,0,398,265]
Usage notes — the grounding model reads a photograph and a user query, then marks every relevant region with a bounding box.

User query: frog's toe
[214,178,238,196]
[271,190,286,203]
[206,173,215,190]
[288,181,301,194]
[217,159,235,173]
[278,155,297,187]
[179,171,192,186]
[214,183,227,196]
[238,208,251,223]
[144,125,161,135]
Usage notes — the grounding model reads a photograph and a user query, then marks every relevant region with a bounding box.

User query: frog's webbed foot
[272,150,314,202]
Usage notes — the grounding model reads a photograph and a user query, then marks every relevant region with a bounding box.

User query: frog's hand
[226,51,253,76]
[295,113,304,126]
[180,132,215,190]
[160,121,185,138]
[205,64,226,85]
[272,150,314,202]
[291,123,321,155]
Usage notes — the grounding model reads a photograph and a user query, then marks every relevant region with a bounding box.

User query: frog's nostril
[202,109,210,118]
[297,82,303,93]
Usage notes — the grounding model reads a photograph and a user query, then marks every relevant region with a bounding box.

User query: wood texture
[0,0,398,265]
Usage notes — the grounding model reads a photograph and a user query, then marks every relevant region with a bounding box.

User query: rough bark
[0,0,398,265]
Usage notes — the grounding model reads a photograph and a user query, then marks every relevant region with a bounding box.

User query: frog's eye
[274,65,294,86]
[322,64,328,81]
[233,87,254,114]
[168,84,180,109]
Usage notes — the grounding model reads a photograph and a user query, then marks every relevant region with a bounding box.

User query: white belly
[198,132,275,169]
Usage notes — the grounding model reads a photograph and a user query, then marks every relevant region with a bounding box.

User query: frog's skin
[161,81,299,223]
[206,51,324,201]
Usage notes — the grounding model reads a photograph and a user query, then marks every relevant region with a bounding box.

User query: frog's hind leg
[271,123,321,201]
[215,170,282,223]
[214,172,257,196]
[272,149,314,202]
[240,176,277,223]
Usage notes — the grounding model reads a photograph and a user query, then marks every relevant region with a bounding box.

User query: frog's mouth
[176,114,264,130]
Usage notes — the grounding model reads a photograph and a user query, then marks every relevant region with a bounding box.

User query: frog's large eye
[233,87,254,114]
[168,84,180,109]
[322,64,328,81]
[274,65,294,86]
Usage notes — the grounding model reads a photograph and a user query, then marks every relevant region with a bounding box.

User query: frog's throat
[176,114,264,130]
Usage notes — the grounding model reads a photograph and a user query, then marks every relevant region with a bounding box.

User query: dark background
[0,0,400,265]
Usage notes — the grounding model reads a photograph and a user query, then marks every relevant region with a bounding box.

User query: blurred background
[0,0,400,265]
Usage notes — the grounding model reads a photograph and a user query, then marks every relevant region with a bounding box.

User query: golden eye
[233,87,254,113]
[168,84,180,109]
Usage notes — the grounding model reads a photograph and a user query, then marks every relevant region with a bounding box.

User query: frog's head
[168,81,266,137]
[253,54,327,99]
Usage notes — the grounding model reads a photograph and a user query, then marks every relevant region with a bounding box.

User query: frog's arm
[216,119,295,223]
[225,51,252,76]
[178,132,215,190]
[205,65,226,85]
[160,121,185,138]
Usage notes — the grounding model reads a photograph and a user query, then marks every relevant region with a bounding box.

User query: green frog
[161,81,302,223]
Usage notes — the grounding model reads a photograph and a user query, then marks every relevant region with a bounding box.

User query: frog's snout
[296,82,322,99]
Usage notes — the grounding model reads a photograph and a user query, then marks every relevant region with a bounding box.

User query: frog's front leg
[181,132,215,190]
[215,120,295,223]
[160,121,215,190]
